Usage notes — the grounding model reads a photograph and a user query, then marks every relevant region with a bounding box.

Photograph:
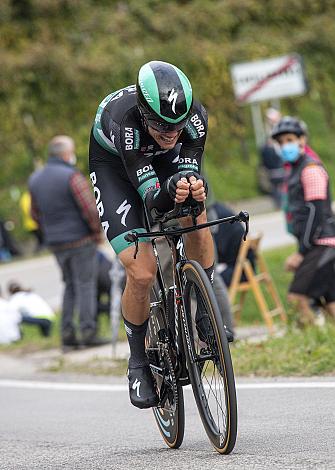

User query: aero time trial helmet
[271,116,305,141]
[137,60,193,133]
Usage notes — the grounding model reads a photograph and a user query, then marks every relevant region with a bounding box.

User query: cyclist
[89,61,215,409]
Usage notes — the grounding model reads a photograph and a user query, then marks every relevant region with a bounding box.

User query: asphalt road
[1,379,334,470]
[0,210,294,310]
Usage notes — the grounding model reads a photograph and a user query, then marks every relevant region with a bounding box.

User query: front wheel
[180,261,237,454]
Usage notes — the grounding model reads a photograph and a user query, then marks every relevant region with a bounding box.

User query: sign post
[230,54,307,146]
[250,103,266,148]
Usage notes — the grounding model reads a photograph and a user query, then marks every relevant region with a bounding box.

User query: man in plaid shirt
[271,117,335,326]
[30,136,108,348]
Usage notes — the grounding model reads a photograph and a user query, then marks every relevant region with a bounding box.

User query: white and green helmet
[137,60,193,132]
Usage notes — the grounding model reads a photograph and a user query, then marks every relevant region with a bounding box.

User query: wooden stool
[228,233,286,333]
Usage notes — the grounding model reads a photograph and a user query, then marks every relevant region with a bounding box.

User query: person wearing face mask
[29,136,108,348]
[271,117,335,326]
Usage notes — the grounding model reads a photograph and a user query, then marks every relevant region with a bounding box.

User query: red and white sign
[230,54,307,104]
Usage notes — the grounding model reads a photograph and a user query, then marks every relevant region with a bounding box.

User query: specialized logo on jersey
[132,378,141,398]
[116,199,131,227]
[168,88,178,114]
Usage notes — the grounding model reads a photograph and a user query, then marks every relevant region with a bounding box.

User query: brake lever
[238,210,250,240]
[124,232,140,259]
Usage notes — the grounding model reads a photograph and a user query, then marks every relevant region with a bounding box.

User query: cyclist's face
[148,127,181,149]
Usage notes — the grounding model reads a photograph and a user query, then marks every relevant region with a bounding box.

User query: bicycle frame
[125,205,249,378]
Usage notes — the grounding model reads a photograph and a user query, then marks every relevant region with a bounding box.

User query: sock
[123,317,149,368]
[204,263,215,285]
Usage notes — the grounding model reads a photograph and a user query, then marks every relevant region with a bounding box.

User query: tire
[146,285,185,449]
[180,261,237,454]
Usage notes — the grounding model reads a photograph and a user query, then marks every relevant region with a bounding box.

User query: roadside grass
[233,243,295,325]
[0,311,125,354]
[0,244,294,354]
[42,322,335,377]
[0,317,61,353]
[45,356,128,376]
[231,323,335,377]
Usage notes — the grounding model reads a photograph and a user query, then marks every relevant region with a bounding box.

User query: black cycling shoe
[127,364,159,409]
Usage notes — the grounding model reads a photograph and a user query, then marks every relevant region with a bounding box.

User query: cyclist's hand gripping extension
[185,171,208,203]
[145,171,208,220]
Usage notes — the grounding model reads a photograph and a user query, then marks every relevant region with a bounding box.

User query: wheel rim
[184,281,230,448]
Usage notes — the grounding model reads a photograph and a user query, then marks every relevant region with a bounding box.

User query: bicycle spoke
[214,363,221,432]
[201,359,210,379]
[203,373,226,416]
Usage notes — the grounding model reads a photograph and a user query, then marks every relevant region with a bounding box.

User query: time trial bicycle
[125,203,249,454]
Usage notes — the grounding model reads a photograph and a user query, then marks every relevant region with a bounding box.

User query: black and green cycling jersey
[89,84,208,254]
[92,84,208,200]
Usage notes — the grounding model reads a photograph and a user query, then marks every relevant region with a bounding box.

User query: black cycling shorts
[289,245,335,303]
[88,131,180,254]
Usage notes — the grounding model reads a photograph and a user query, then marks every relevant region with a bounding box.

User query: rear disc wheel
[146,288,185,448]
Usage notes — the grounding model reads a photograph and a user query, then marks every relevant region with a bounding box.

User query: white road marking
[0,379,334,392]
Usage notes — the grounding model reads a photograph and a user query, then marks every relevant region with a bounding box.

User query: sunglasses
[145,116,189,133]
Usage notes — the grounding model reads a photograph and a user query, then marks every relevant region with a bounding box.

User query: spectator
[96,249,126,319]
[29,135,109,348]
[258,108,285,208]
[0,219,21,261]
[19,190,44,252]
[272,117,335,326]
[7,281,55,337]
[207,202,256,287]
[96,249,113,316]
[282,118,321,235]
[0,286,21,344]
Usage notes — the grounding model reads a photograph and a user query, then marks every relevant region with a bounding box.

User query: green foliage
[1,0,335,213]
[232,324,335,376]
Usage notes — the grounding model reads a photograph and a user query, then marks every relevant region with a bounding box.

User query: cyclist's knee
[127,262,156,290]
[120,244,157,292]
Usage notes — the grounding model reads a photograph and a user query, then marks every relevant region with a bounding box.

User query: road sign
[230,54,307,104]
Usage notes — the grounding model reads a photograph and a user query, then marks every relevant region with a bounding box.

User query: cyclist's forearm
[145,187,174,219]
